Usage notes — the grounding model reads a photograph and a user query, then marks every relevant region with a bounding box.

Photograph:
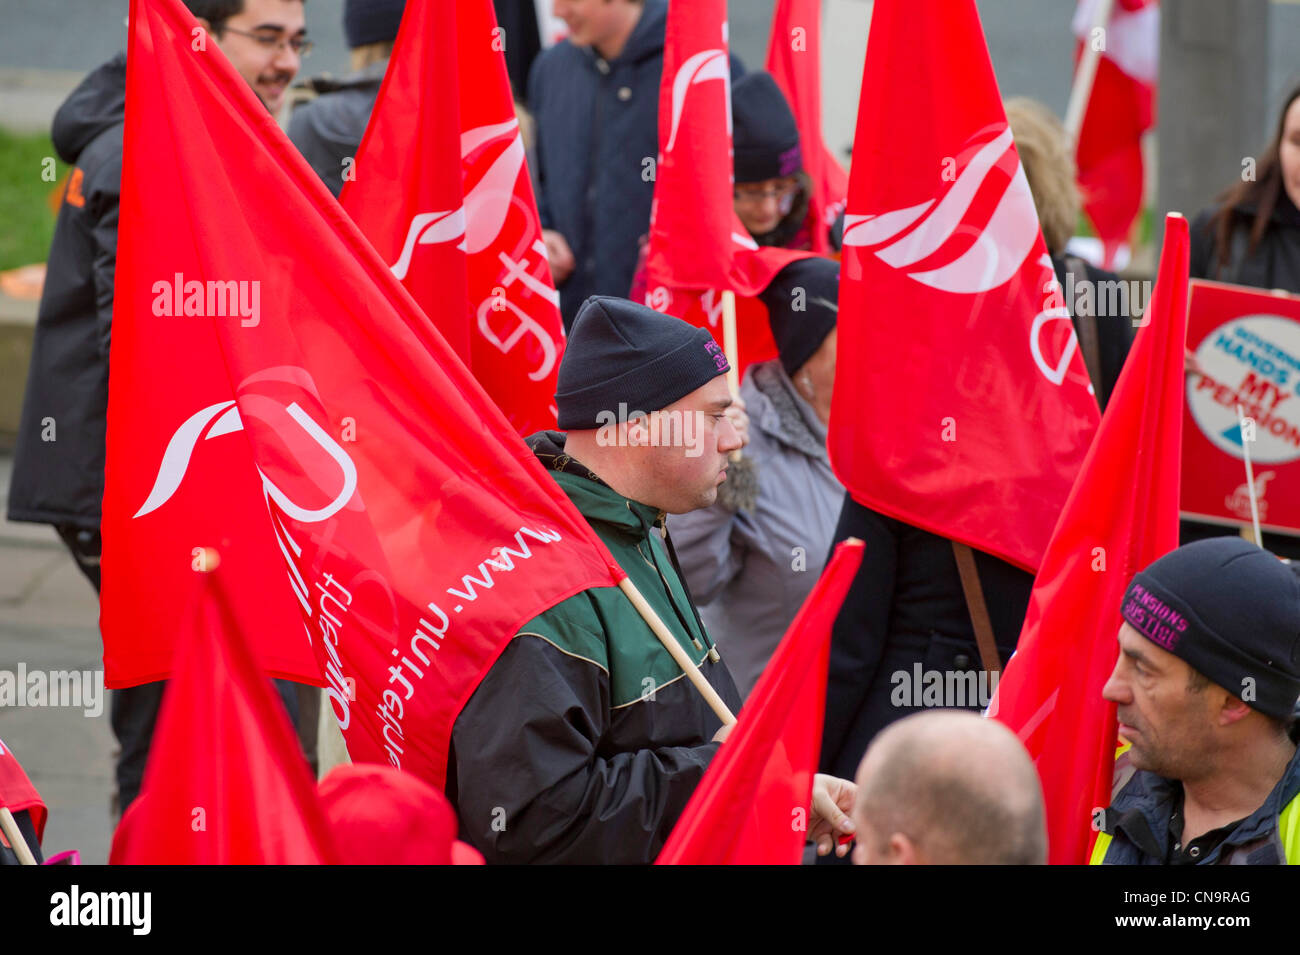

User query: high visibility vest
[1090,787,1300,864]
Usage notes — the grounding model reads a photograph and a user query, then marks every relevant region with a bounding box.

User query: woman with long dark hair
[1190,85,1300,288]
[1186,85,1300,557]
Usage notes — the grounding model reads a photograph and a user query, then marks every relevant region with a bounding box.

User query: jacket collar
[748,361,828,461]
[580,0,667,69]
[1109,740,1300,862]
[526,431,664,535]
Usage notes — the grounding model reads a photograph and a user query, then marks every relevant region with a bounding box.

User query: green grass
[1075,206,1155,247]
[0,128,66,271]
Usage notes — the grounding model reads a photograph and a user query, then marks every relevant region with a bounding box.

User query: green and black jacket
[447,432,742,864]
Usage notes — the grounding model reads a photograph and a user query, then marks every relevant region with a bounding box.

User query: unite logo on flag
[460,118,561,383]
[842,124,1080,389]
[389,122,560,381]
[131,367,363,728]
[666,46,732,151]
[391,210,467,280]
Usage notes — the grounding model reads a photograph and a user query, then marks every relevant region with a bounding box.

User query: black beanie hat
[758,257,839,376]
[344,0,406,49]
[1120,538,1300,719]
[555,296,731,430]
[732,72,802,184]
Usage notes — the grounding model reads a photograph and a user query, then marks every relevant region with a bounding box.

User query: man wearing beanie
[1092,538,1300,865]
[446,295,858,864]
[288,0,405,196]
[670,257,844,698]
[731,71,841,251]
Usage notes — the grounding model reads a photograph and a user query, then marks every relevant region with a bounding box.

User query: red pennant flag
[656,539,863,865]
[764,0,848,256]
[109,0,624,790]
[1073,0,1157,270]
[642,0,819,379]
[110,570,337,864]
[0,737,47,843]
[343,0,564,435]
[830,0,1100,573]
[990,214,1188,865]
[645,0,737,294]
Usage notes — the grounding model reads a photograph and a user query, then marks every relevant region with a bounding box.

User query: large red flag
[645,0,736,294]
[110,570,337,864]
[108,0,624,790]
[831,0,1100,573]
[990,214,1188,865]
[1073,0,1158,270]
[656,539,863,865]
[643,0,817,379]
[343,0,564,435]
[765,0,848,256]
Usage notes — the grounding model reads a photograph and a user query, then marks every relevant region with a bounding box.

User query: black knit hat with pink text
[1121,538,1300,719]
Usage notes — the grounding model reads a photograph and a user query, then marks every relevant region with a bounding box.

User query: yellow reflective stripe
[1280,794,1300,864]
[1087,741,1132,865]
[1089,831,1113,865]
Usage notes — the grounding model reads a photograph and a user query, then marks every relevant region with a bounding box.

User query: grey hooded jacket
[668,361,844,698]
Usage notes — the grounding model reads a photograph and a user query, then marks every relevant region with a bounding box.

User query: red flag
[765,0,848,256]
[656,539,863,865]
[343,0,564,435]
[643,0,820,379]
[110,570,337,864]
[0,737,47,843]
[110,0,624,790]
[990,214,1188,865]
[645,0,736,294]
[830,0,1100,573]
[1073,0,1158,270]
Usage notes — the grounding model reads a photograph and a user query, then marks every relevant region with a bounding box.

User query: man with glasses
[192,0,310,117]
[9,0,310,819]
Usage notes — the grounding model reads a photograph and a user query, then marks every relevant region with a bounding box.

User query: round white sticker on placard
[1187,314,1300,464]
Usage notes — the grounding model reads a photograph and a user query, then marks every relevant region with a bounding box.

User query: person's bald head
[851,711,1047,865]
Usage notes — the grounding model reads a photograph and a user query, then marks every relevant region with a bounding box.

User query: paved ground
[0,453,113,865]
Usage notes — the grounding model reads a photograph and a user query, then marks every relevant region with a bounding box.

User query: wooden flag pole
[1236,403,1264,547]
[720,289,744,463]
[0,807,38,865]
[1063,0,1116,142]
[720,289,741,396]
[618,577,737,726]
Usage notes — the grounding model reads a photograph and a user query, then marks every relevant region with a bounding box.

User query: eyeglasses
[734,180,800,212]
[221,26,313,57]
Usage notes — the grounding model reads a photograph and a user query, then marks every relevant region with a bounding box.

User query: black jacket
[286,62,387,198]
[526,0,743,328]
[8,54,126,530]
[818,494,1034,780]
[1190,195,1300,293]
[1094,741,1300,865]
[1052,254,1134,412]
[446,433,741,864]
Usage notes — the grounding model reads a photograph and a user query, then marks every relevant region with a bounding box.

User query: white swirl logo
[134,381,357,525]
[841,126,1040,295]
